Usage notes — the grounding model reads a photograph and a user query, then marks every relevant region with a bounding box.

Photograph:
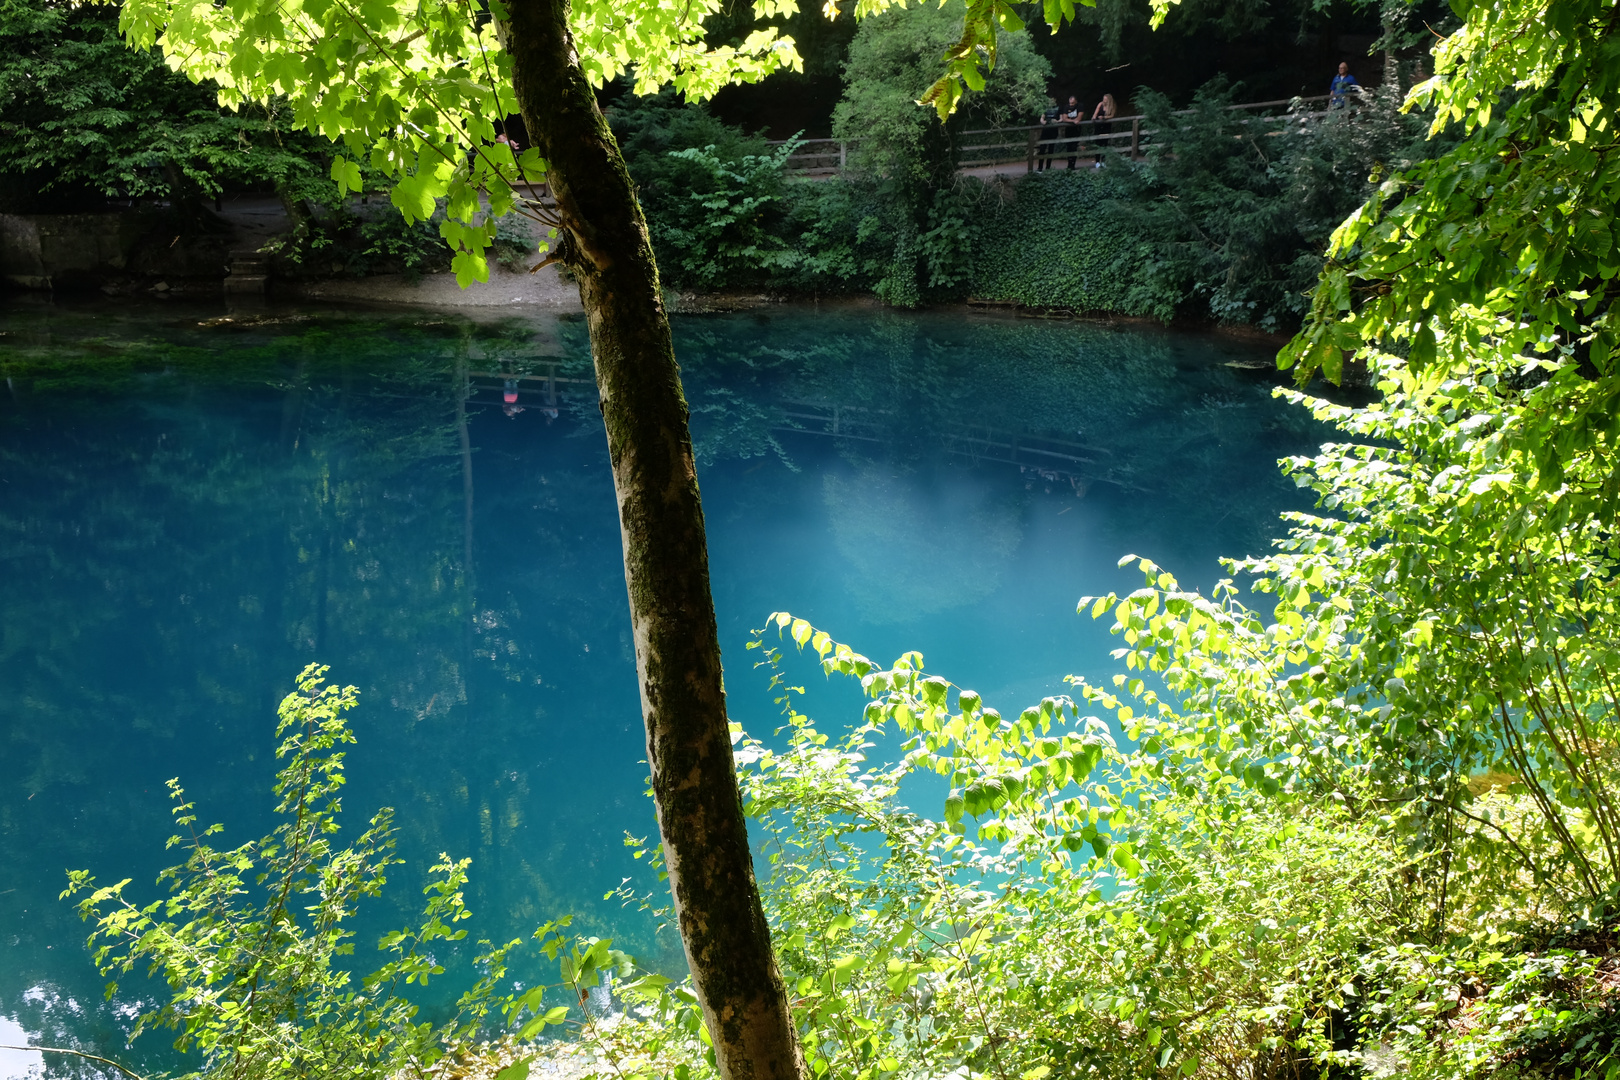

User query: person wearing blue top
[1330,62,1360,107]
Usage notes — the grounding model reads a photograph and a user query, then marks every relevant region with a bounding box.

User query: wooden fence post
[1130,117,1141,160]
[839,141,847,173]
[1026,128,1037,173]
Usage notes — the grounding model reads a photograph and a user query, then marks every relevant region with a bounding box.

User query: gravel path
[210,193,584,312]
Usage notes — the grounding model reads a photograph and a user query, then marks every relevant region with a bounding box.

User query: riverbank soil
[285,262,582,310]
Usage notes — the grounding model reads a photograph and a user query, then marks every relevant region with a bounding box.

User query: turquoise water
[0,297,1325,1077]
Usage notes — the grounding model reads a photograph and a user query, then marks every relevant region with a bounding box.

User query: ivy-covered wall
[968,169,1143,315]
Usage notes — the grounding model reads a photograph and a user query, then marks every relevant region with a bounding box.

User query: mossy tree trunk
[501,5,806,1080]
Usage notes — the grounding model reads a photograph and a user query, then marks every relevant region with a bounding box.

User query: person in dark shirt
[1330,62,1360,107]
[1037,97,1060,170]
[1062,95,1083,169]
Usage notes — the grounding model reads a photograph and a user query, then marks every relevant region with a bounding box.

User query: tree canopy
[1287,0,1620,399]
[0,0,326,212]
[110,0,1111,284]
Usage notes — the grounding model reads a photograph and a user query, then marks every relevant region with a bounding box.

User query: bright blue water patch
[0,297,1326,1076]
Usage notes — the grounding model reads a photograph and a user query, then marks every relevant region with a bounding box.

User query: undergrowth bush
[727,629,1405,1080]
[265,202,533,280]
[640,142,803,289]
[609,7,1054,305]
[265,203,449,278]
[608,89,892,296]
[62,667,591,1080]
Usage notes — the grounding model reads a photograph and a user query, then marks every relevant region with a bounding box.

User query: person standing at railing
[1329,62,1360,108]
[1090,94,1118,167]
[1036,97,1060,171]
[1062,95,1083,169]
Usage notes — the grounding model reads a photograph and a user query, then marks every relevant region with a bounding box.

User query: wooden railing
[766,94,1332,174]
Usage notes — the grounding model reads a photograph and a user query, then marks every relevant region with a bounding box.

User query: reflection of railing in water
[455,374,1147,493]
[465,363,585,414]
[775,399,1147,493]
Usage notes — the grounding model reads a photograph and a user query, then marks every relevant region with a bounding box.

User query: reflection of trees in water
[0,981,145,1080]
[0,312,638,1066]
[555,309,1326,562]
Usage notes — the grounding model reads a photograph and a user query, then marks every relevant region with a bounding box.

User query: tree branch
[0,1045,148,1080]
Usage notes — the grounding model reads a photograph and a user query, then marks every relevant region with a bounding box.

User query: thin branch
[0,1045,148,1080]
[1427,796,1544,881]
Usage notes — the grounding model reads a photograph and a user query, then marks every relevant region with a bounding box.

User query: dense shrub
[608,87,770,181]
[608,93,804,291]
[613,62,1451,331]
[773,176,890,292]
[264,202,533,280]
[612,6,1056,304]
[607,88,776,283]
[637,143,803,289]
[608,91,888,296]
[1113,76,1436,329]
[830,0,1049,305]
[617,81,1437,326]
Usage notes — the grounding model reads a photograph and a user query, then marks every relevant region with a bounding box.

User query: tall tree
[107,0,1110,1077]
[501,6,808,1078]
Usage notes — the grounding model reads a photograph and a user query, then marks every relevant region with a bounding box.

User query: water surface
[0,297,1323,1076]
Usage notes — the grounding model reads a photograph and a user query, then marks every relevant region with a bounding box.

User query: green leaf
[390,175,436,224]
[330,156,363,196]
[451,249,489,288]
[495,1057,534,1080]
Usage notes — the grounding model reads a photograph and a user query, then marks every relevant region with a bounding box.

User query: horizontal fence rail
[767,94,1334,174]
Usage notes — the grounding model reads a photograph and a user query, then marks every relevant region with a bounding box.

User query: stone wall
[0,211,190,289]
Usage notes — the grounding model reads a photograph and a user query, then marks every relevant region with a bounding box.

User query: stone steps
[224,248,268,294]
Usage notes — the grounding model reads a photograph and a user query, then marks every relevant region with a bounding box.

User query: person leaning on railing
[1090,94,1117,168]
[1037,97,1060,171]
[1061,95,1084,169]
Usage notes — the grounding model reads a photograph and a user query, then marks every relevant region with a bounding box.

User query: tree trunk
[500,6,806,1080]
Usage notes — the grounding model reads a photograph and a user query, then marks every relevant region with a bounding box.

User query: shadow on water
[0,296,1332,1076]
